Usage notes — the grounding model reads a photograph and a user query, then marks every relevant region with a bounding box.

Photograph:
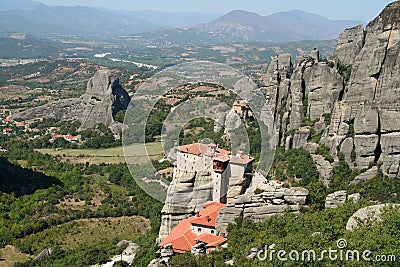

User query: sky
[37,0,394,22]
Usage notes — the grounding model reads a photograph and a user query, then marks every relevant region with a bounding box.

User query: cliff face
[158,168,214,241]
[325,1,400,177]
[271,1,400,180]
[11,70,130,130]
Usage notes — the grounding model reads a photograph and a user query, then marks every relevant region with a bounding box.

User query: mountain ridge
[197,9,365,42]
[0,3,365,43]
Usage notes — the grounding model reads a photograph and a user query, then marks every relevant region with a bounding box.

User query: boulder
[348,193,361,202]
[312,155,333,185]
[325,190,348,208]
[216,187,309,233]
[346,204,400,231]
[350,166,378,184]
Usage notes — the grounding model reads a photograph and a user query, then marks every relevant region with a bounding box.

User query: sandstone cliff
[324,1,400,178]
[11,70,130,131]
[268,1,400,181]
[158,168,214,241]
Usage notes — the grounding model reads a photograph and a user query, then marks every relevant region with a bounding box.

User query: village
[0,107,80,145]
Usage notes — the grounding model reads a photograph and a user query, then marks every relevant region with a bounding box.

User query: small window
[198,228,202,232]
[211,230,215,234]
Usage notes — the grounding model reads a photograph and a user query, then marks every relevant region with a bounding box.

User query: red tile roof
[176,143,253,167]
[214,154,230,162]
[230,154,254,165]
[191,202,226,227]
[63,135,77,141]
[176,143,231,157]
[159,202,226,254]
[216,147,231,155]
[177,143,204,156]
[195,233,227,247]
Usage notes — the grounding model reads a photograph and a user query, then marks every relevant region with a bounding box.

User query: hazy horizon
[36,0,394,22]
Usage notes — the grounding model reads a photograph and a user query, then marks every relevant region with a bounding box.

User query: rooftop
[230,153,254,165]
[196,233,226,247]
[176,143,231,157]
[159,201,226,254]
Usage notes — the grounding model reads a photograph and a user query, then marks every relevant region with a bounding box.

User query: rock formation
[216,187,309,234]
[158,169,215,241]
[350,166,379,184]
[325,191,361,208]
[323,2,400,177]
[11,70,130,131]
[346,204,400,231]
[334,24,365,65]
[265,1,400,181]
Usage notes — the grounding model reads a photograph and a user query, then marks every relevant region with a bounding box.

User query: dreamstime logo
[256,239,396,262]
[122,61,277,202]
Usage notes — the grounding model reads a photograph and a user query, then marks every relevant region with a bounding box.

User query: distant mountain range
[0,1,159,36]
[196,10,364,42]
[116,10,221,28]
[0,0,365,43]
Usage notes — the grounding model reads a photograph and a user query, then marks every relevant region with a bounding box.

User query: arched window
[198,228,202,232]
[211,230,215,234]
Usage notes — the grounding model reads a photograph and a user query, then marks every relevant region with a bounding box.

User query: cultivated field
[35,142,163,165]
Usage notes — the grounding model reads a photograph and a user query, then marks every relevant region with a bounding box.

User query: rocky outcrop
[292,127,310,149]
[262,53,292,145]
[273,51,345,181]
[350,166,379,184]
[33,248,52,261]
[325,190,348,208]
[158,168,214,241]
[334,25,365,65]
[323,2,400,177]
[11,70,130,131]
[325,190,361,208]
[216,187,309,234]
[346,204,400,231]
[340,137,355,167]
[303,62,344,121]
[277,2,400,180]
[312,155,333,185]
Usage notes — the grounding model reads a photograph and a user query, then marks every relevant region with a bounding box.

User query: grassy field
[14,216,150,261]
[35,142,163,165]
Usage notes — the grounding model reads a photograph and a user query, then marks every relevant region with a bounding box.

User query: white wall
[176,151,212,172]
